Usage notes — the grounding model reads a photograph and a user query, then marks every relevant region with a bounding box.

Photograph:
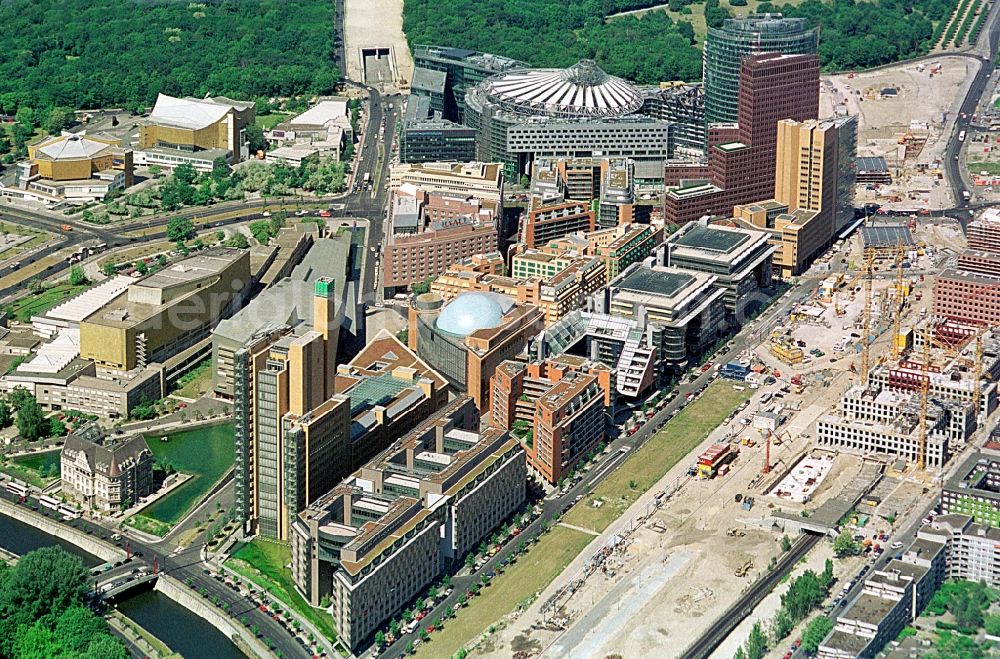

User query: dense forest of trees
[0,547,128,659]
[0,0,340,117]
[403,0,958,84]
[760,0,956,70]
[402,0,704,84]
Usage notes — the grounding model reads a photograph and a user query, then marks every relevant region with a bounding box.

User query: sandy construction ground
[820,56,979,210]
[474,372,866,659]
[343,0,414,87]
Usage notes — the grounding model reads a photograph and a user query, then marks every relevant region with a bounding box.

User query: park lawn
[562,380,753,533]
[135,423,234,527]
[172,358,213,399]
[0,452,61,488]
[227,539,338,642]
[5,282,91,322]
[415,525,593,658]
[124,514,172,538]
[255,112,293,131]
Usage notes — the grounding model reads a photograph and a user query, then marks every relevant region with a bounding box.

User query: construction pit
[820,56,979,211]
[478,398,880,659]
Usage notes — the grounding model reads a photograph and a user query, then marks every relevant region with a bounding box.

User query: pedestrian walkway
[558,522,601,537]
[106,610,178,659]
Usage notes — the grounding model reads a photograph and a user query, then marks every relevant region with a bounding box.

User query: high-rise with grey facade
[703,14,818,125]
[412,45,524,122]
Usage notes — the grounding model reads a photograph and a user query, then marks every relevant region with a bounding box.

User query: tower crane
[891,242,906,360]
[860,248,875,385]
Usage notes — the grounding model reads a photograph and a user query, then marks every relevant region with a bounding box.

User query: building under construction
[817,319,997,470]
[816,385,974,469]
[871,320,1000,422]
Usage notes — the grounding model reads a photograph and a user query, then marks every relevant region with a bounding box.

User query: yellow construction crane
[892,242,906,360]
[860,248,875,385]
[918,324,931,471]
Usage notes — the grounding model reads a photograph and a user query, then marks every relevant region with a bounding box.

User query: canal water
[0,511,243,658]
[116,589,245,659]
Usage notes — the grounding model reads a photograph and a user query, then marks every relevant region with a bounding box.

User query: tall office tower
[703,14,818,125]
[664,52,820,225]
[774,116,857,231]
[313,277,337,392]
[731,53,821,202]
[234,282,346,541]
[733,115,856,278]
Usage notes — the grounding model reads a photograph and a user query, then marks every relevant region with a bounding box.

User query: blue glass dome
[436,292,506,336]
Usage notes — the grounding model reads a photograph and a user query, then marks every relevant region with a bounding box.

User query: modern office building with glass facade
[703,14,818,126]
[413,45,525,122]
[463,60,674,181]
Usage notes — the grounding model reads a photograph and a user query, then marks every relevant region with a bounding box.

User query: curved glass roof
[480,60,644,119]
[435,292,508,337]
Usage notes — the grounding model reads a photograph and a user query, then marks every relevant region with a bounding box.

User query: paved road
[944,1,1000,212]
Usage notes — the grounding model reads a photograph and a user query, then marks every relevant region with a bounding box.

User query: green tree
[374,630,385,647]
[101,260,117,277]
[780,534,792,552]
[7,387,31,411]
[821,558,834,589]
[43,106,75,134]
[13,621,62,659]
[770,607,794,643]
[54,606,109,655]
[211,157,232,180]
[0,547,89,641]
[15,395,48,440]
[832,531,860,558]
[248,221,272,245]
[744,621,767,659]
[166,216,195,242]
[411,277,434,295]
[68,265,87,286]
[130,398,156,421]
[0,399,12,427]
[79,633,129,659]
[135,261,148,275]
[48,418,66,437]
[246,124,266,155]
[801,615,834,655]
[225,233,249,249]
[172,162,197,186]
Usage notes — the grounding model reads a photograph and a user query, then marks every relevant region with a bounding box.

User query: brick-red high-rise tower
[664,51,820,224]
